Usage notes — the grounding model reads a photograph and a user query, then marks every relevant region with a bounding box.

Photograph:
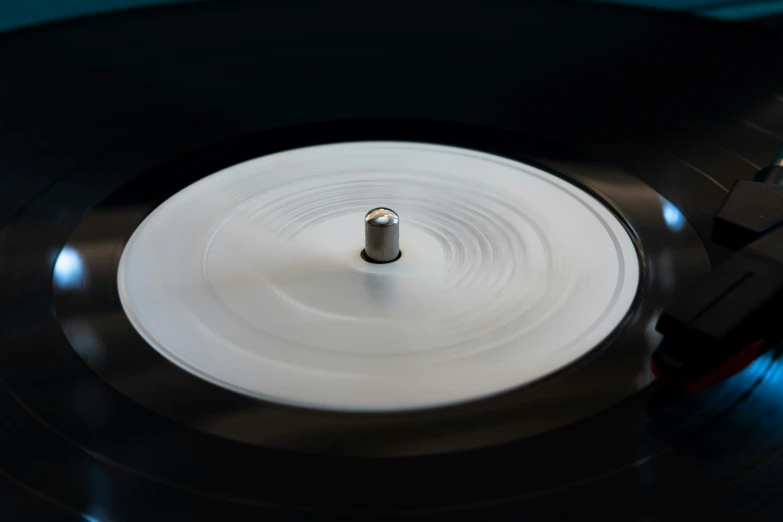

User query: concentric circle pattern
[118,142,639,411]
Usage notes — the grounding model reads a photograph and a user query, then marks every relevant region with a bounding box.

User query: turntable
[3,1,783,520]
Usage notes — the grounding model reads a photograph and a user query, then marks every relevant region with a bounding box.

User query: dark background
[2,0,783,33]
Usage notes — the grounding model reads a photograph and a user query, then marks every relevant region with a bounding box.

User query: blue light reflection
[661,200,686,232]
[54,246,85,289]
[732,349,783,405]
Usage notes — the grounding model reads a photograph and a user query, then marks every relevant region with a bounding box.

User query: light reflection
[732,349,783,403]
[53,246,86,289]
[715,348,783,450]
[661,199,685,232]
[81,515,100,522]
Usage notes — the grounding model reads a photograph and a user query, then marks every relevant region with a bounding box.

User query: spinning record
[3,1,783,521]
[52,120,681,453]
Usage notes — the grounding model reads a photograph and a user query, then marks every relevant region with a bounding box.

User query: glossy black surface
[2,1,783,520]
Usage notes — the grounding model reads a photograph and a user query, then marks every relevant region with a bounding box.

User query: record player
[3,1,783,520]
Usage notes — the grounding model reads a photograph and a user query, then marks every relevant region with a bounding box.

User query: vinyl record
[2,1,783,521]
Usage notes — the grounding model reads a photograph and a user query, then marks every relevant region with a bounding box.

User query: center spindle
[363,207,400,263]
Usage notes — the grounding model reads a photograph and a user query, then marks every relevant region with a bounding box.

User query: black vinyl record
[2,1,783,520]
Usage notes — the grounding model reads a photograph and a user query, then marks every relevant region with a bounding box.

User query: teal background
[595,0,783,19]
[1,0,783,32]
[0,0,200,32]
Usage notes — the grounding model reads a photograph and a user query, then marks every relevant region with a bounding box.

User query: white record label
[118,142,639,411]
